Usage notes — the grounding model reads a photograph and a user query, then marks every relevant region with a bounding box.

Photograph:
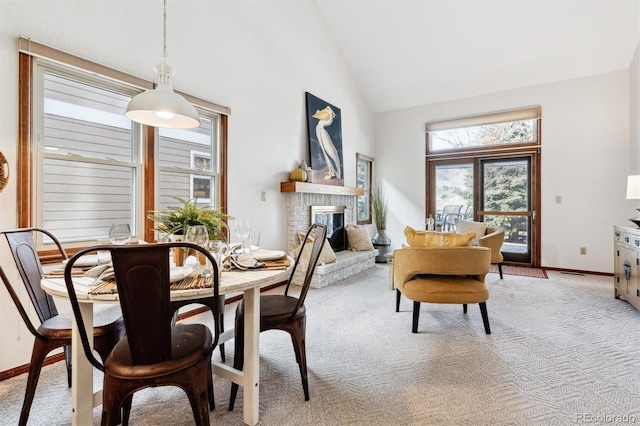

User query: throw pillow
[345,224,374,251]
[297,229,337,264]
[455,219,487,244]
[403,226,475,247]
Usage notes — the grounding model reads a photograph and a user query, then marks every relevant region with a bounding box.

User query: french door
[427,152,539,266]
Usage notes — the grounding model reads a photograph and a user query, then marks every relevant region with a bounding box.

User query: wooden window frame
[17,38,229,255]
[356,153,373,225]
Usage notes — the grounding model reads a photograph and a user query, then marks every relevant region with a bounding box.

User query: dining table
[41,263,290,426]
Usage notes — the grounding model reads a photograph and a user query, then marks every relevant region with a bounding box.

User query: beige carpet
[1,266,639,425]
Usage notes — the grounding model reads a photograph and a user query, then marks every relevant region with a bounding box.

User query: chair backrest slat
[286,223,327,318]
[2,228,65,322]
[110,245,173,364]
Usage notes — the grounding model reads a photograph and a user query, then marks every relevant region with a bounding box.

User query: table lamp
[626,175,640,226]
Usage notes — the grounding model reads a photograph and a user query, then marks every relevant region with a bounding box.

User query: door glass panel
[481,158,531,263]
[434,163,473,230]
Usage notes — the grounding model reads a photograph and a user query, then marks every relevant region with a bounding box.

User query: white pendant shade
[126,84,200,129]
[124,0,200,129]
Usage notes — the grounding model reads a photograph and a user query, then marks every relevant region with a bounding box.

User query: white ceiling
[314,0,640,113]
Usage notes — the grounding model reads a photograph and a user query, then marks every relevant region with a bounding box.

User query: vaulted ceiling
[314,0,639,113]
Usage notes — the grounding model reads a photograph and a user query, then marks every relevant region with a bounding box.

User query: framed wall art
[305,92,344,186]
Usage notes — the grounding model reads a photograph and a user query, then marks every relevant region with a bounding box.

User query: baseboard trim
[0,279,287,382]
[542,266,612,277]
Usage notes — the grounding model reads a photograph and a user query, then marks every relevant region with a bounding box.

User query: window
[158,118,220,209]
[426,107,540,154]
[18,38,229,251]
[36,64,141,244]
[356,153,373,225]
[425,106,541,266]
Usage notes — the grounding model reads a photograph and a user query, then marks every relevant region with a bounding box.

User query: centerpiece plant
[147,197,232,241]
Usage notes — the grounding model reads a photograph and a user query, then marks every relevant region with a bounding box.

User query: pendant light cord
[162,0,167,60]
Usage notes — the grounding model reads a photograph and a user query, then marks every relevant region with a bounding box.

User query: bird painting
[305,92,344,186]
[312,106,342,180]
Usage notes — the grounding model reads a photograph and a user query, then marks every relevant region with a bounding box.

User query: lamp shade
[627,175,640,199]
[125,85,200,129]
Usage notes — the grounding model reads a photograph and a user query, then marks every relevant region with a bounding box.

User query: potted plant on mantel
[372,184,391,263]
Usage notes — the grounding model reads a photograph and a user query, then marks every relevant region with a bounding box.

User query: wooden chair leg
[20,340,52,426]
[395,289,401,312]
[479,302,491,334]
[412,301,420,333]
[463,304,467,314]
[288,321,309,401]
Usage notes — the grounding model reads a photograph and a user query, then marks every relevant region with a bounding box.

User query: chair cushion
[345,224,374,251]
[454,219,487,244]
[404,226,475,247]
[401,275,489,304]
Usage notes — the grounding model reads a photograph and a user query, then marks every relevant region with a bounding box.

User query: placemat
[89,274,214,295]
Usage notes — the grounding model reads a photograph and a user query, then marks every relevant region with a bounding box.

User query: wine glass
[109,224,131,245]
[210,240,229,275]
[185,225,210,275]
[235,219,251,253]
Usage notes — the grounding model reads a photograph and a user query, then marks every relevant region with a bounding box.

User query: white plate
[251,250,286,261]
[63,254,107,268]
[170,266,193,283]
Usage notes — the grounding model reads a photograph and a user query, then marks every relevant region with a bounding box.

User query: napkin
[223,253,264,271]
[84,264,115,283]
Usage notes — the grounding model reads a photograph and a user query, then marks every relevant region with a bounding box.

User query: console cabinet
[613,226,640,311]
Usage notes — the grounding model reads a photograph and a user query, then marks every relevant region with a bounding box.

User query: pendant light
[125,0,200,129]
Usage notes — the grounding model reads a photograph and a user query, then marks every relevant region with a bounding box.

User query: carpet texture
[1,266,639,425]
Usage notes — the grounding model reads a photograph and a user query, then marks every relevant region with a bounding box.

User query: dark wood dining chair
[170,294,226,362]
[63,242,220,425]
[0,227,125,426]
[229,223,327,410]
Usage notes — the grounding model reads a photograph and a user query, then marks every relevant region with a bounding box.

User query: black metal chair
[229,223,327,410]
[0,227,125,426]
[64,242,220,425]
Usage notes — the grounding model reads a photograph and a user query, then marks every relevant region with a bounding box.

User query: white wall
[375,70,631,273]
[0,1,374,371]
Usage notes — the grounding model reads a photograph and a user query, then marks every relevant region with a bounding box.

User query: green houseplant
[371,184,390,262]
[147,197,232,241]
[372,184,388,232]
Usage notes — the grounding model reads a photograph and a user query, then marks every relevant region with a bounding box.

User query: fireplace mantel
[280,181,364,196]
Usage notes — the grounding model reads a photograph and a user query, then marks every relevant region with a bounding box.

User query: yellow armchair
[477,227,505,279]
[393,246,492,333]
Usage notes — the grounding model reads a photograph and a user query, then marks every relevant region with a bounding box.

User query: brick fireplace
[281,182,361,253]
[281,181,376,288]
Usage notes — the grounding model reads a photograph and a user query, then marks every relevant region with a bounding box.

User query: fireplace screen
[310,205,346,251]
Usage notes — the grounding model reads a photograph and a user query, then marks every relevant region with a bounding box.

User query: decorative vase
[372,229,391,263]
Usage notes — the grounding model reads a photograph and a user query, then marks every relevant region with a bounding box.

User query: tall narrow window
[158,114,221,210]
[36,63,141,243]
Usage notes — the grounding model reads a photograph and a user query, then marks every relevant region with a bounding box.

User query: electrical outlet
[260,192,266,202]
[555,195,562,204]
[580,247,587,255]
